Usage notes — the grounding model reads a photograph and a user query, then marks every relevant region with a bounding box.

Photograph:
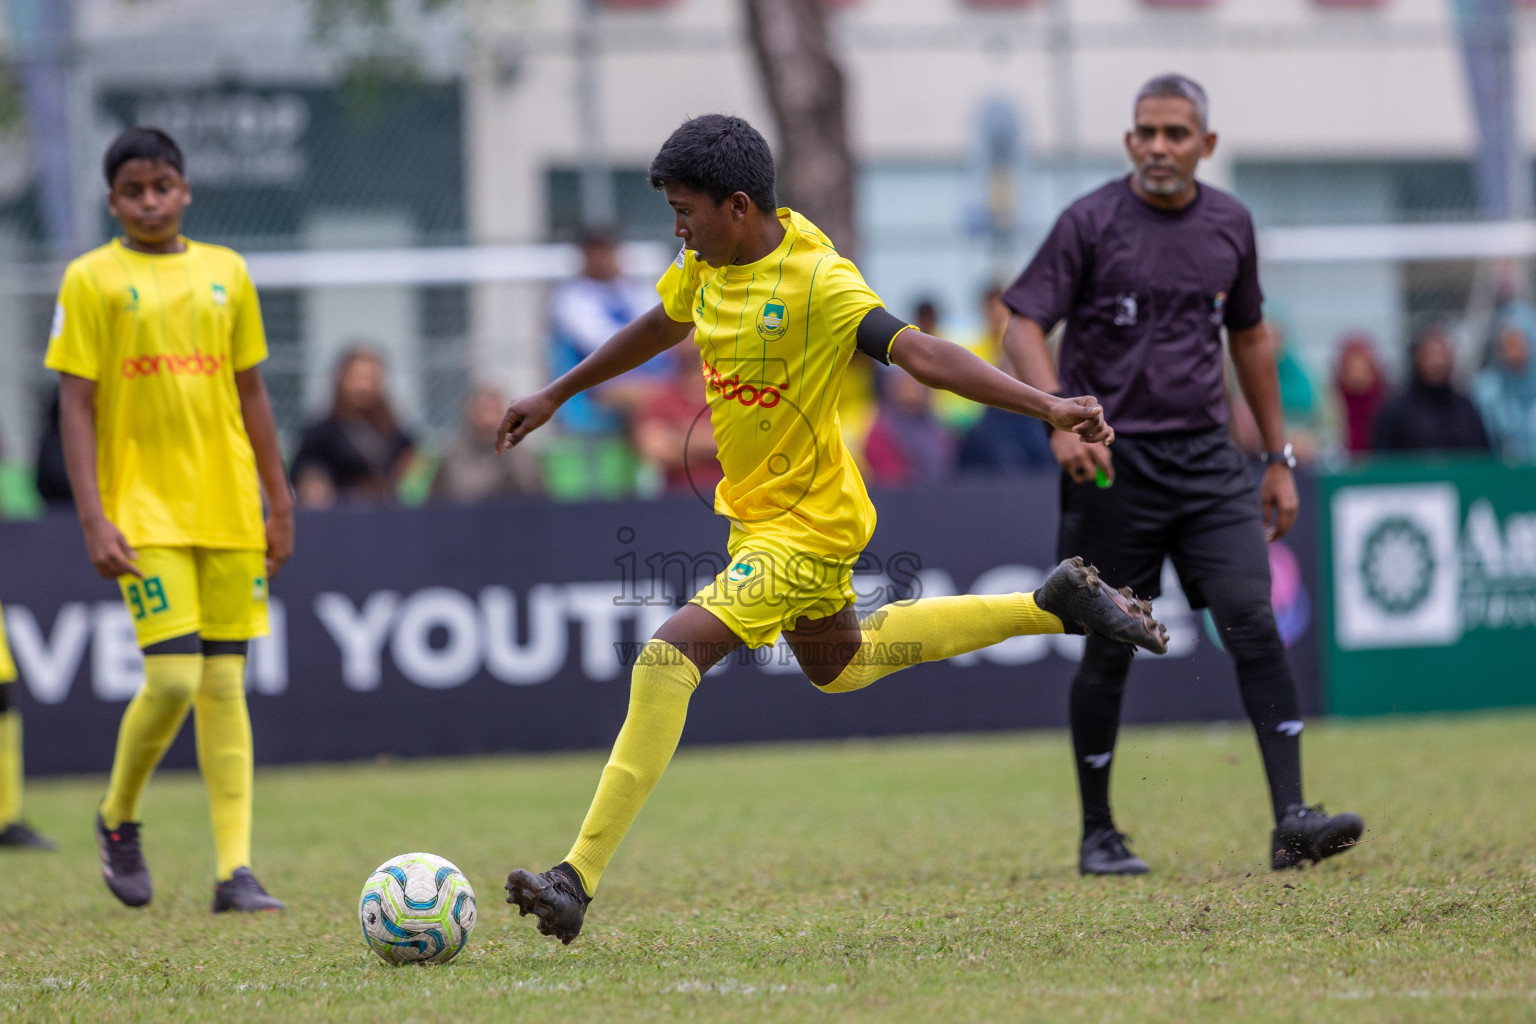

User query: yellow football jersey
[44,238,268,549]
[657,209,891,556]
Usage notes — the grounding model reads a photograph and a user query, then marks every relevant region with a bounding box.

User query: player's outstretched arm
[497,303,692,451]
[888,328,1114,444]
[236,367,296,577]
[57,372,141,579]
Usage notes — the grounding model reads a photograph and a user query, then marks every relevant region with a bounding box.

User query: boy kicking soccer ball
[497,115,1169,944]
[49,127,293,912]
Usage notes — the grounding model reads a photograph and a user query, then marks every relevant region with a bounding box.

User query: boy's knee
[811,659,874,694]
[143,659,200,703]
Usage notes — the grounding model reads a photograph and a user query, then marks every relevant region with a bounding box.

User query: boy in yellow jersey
[48,128,293,912]
[497,116,1169,944]
[0,603,55,849]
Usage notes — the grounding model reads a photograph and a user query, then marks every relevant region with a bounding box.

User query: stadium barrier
[0,475,1322,776]
[1321,458,1536,716]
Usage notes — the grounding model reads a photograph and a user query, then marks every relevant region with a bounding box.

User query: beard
[1136,164,1190,196]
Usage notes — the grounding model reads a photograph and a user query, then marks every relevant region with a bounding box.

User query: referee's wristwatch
[1264,443,1296,470]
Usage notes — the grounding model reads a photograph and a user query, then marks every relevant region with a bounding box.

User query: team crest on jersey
[212,283,228,305]
[1210,291,1227,326]
[726,561,756,585]
[757,300,788,341]
[125,286,139,311]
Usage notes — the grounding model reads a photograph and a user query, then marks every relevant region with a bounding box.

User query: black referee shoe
[1271,804,1364,870]
[1037,557,1169,654]
[95,813,152,907]
[0,822,55,850]
[506,862,591,945]
[212,867,285,913]
[1079,827,1151,876]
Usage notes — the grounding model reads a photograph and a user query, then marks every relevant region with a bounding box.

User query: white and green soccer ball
[359,852,477,965]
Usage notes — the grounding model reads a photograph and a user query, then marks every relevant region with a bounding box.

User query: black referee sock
[1069,640,1133,837]
[1204,577,1305,824]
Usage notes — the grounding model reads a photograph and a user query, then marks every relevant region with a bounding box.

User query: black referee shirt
[1002,176,1265,435]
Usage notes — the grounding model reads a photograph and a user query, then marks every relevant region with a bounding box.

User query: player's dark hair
[649,115,777,212]
[1134,74,1210,131]
[103,127,185,186]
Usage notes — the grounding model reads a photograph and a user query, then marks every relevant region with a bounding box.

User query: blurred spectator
[631,345,723,496]
[974,284,1009,364]
[913,298,941,336]
[1373,323,1490,454]
[549,231,675,432]
[291,346,416,507]
[1332,332,1389,455]
[864,366,955,487]
[958,405,1054,472]
[1274,319,1321,461]
[33,388,72,509]
[934,287,1006,433]
[431,386,544,503]
[1472,303,1536,463]
[957,306,1054,472]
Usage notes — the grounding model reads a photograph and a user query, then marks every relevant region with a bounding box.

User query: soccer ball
[358,852,477,965]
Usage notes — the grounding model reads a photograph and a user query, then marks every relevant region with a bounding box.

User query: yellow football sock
[101,654,201,829]
[196,655,253,881]
[564,639,701,895]
[0,710,21,826]
[818,592,1062,694]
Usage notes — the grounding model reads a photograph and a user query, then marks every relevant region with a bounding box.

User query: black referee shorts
[1056,426,1270,610]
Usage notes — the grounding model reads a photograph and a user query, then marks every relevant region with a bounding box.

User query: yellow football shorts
[117,547,270,649]
[0,602,15,683]
[689,527,858,648]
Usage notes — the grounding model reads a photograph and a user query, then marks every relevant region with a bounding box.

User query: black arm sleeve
[855,307,912,366]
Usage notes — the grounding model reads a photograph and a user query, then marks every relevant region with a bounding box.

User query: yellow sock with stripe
[818,592,1063,694]
[564,639,701,895]
[0,710,21,826]
[196,654,254,881]
[101,654,201,828]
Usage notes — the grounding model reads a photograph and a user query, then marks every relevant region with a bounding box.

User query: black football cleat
[212,867,286,913]
[506,862,591,945]
[0,822,56,850]
[1079,827,1151,876]
[1272,804,1364,870]
[1037,557,1169,655]
[95,812,152,907]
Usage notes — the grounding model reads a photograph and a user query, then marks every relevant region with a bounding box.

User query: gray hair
[1134,74,1209,130]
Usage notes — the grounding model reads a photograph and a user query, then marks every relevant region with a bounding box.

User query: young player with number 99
[47,126,295,913]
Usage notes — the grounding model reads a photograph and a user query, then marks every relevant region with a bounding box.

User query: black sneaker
[1079,827,1151,876]
[1037,557,1169,655]
[1272,804,1364,870]
[505,862,591,945]
[95,813,152,907]
[0,822,56,850]
[211,867,285,913]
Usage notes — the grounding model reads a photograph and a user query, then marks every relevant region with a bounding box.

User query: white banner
[1332,484,1461,650]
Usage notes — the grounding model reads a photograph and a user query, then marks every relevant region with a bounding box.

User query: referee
[1001,74,1363,874]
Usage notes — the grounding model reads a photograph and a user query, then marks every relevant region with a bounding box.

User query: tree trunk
[743,0,857,259]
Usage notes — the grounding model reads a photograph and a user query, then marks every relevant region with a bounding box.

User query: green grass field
[3,712,1534,1023]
